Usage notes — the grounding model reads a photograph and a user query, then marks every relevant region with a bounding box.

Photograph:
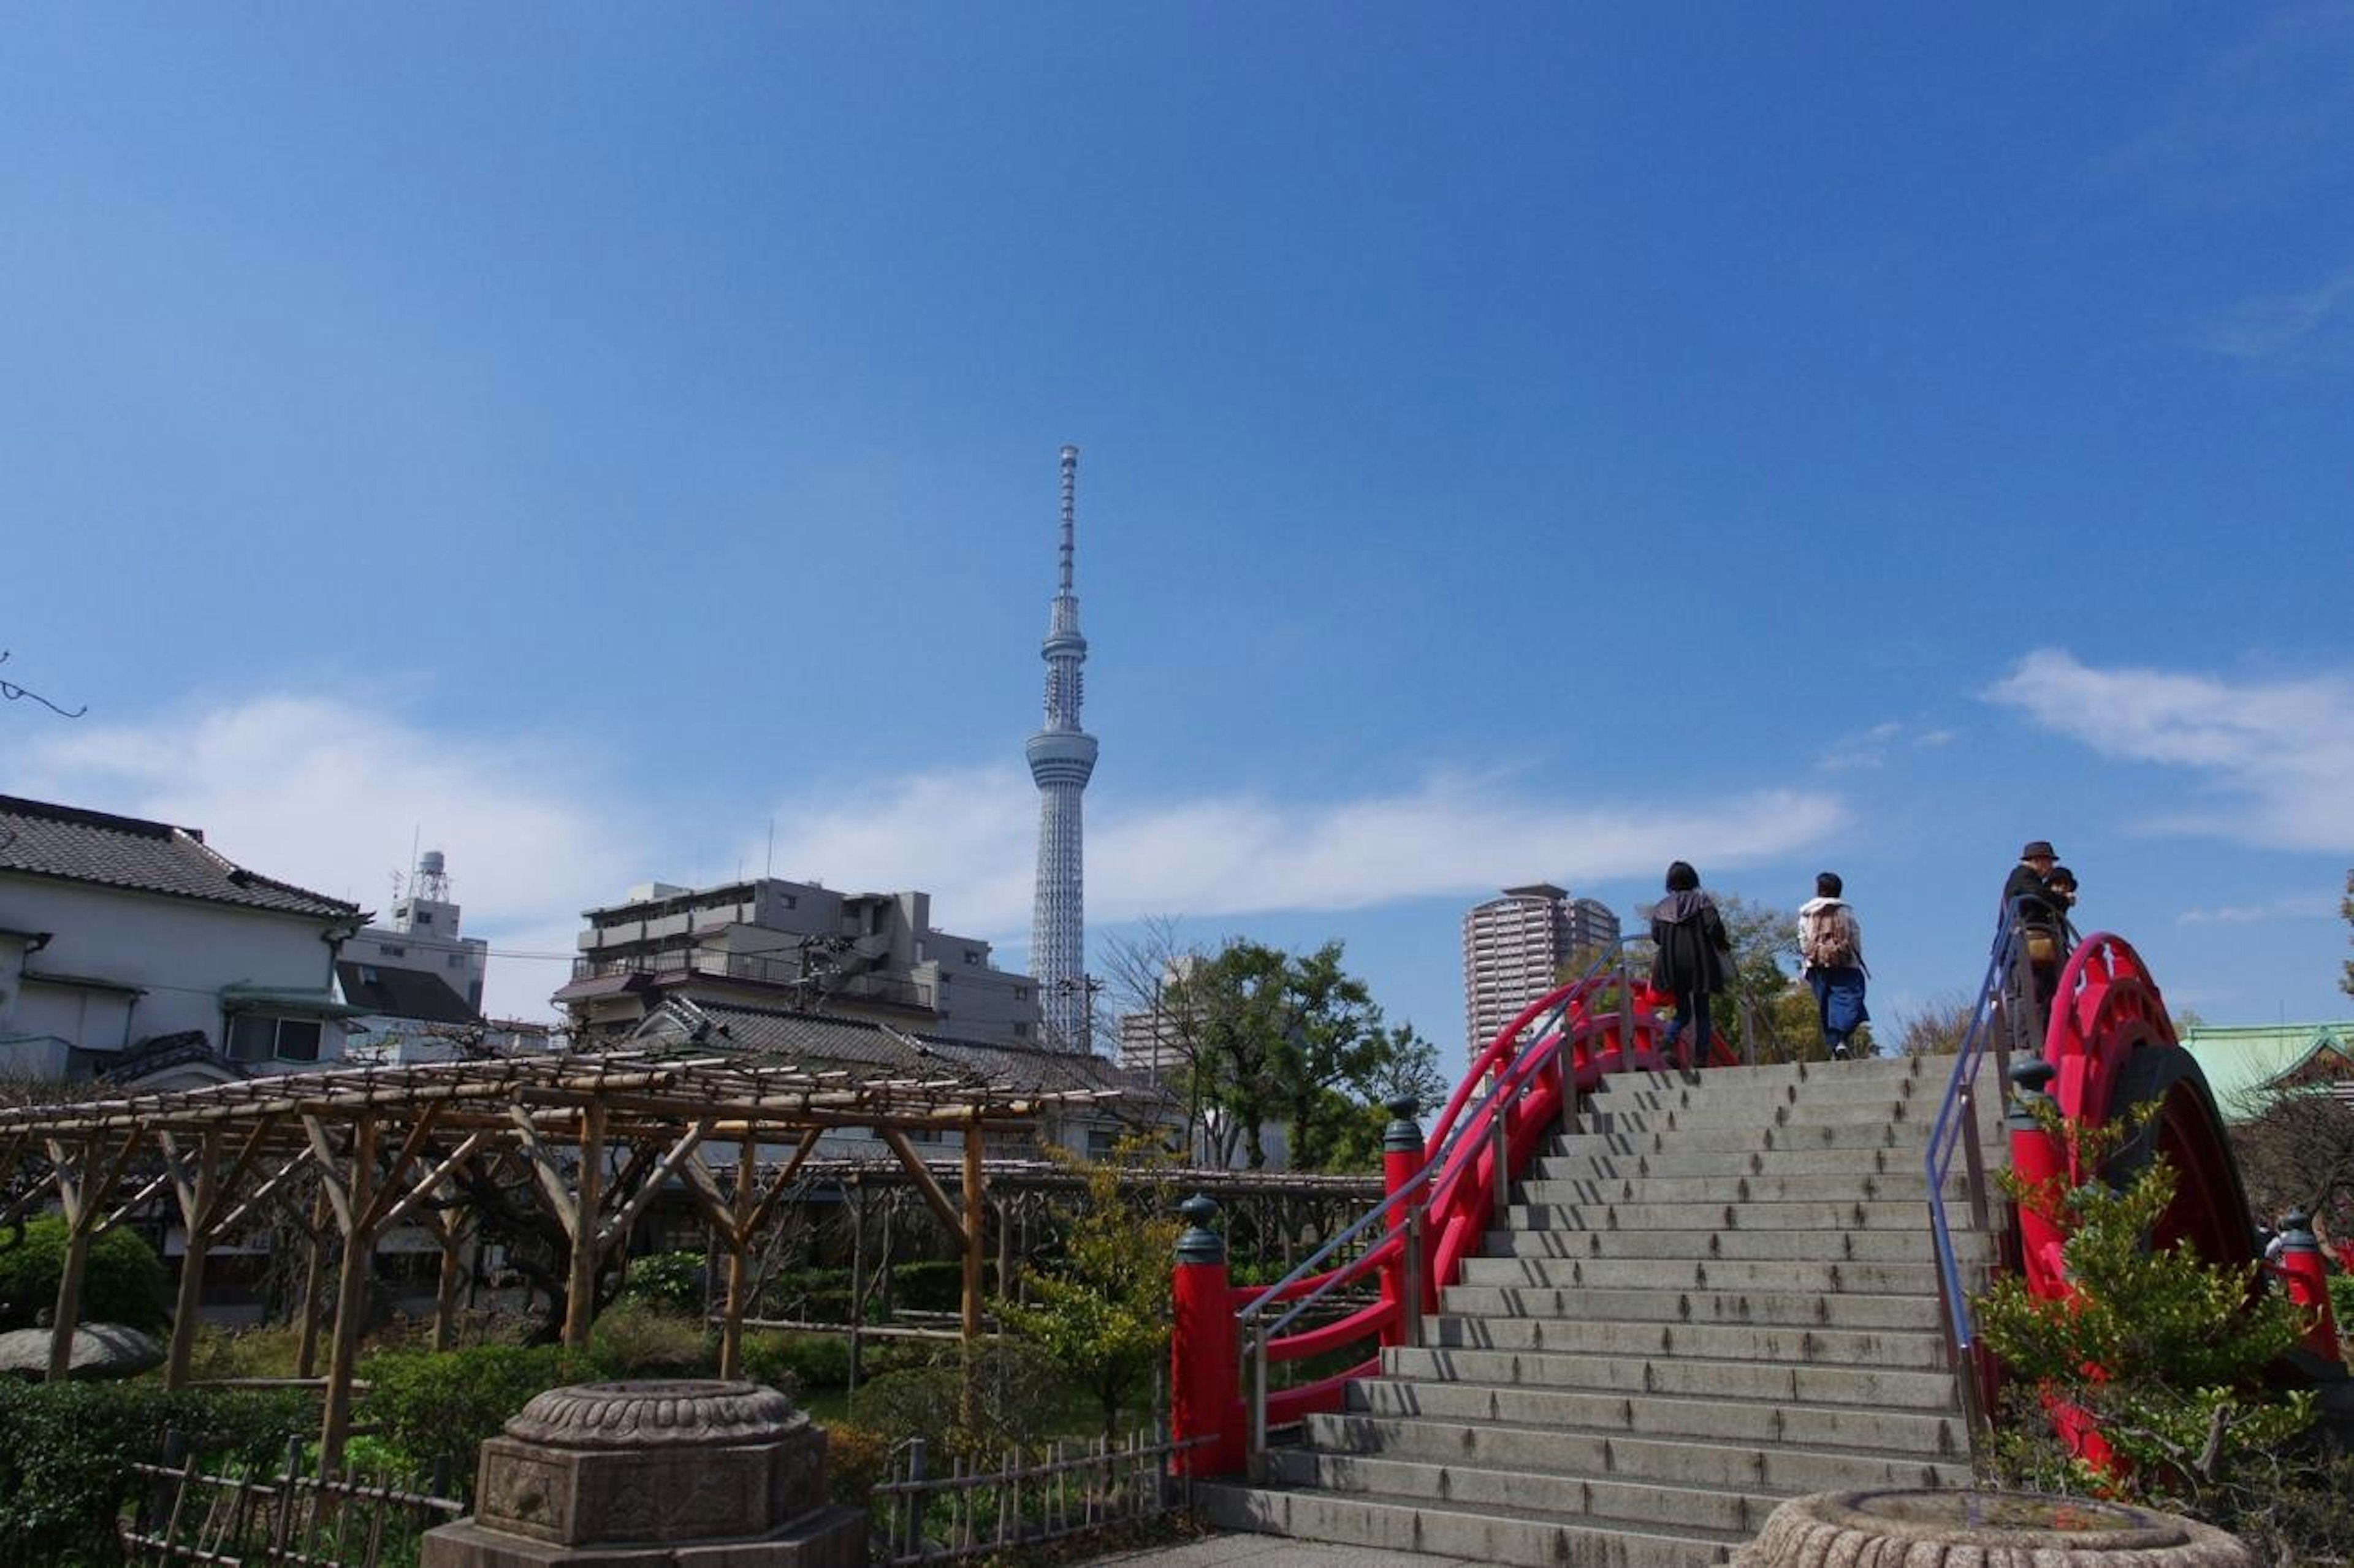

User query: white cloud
[764,767,1849,934]
[18,695,1852,1019]
[1984,649,2354,850]
[18,696,630,1021]
[2176,894,2337,926]
[1816,718,1952,772]
[2200,268,2354,367]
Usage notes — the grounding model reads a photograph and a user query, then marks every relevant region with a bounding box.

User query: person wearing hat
[2002,840,2069,1006]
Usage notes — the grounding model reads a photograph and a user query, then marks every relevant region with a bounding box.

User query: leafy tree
[1891,992,1978,1057]
[1976,1106,2313,1500]
[1267,943,1384,1171]
[2342,869,2353,1000]
[996,1139,1180,1440]
[0,1215,168,1333]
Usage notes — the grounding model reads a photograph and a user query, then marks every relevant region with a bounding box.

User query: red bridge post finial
[1170,1195,1241,1476]
[1382,1098,1430,1341]
[2275,1211,2345,1363]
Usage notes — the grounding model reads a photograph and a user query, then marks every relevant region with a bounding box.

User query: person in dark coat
[2001,839,2068,1007]
[1651,861,1734,1060]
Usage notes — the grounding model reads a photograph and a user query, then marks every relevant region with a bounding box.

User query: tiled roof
[336,961,479,1025]
[636,998,1133,1098]
[0,795,359,921]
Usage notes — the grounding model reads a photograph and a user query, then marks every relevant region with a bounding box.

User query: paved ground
[1083,1535,1482,1567]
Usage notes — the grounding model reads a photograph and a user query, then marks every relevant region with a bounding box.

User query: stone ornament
[1735,1490,2252,1567]
[422,1378,863,1568]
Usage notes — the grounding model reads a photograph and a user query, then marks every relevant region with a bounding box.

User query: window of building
[414,911,435,926]
[448,954,464,969]
[963,951,980,965]
[227,1015,324,1064]
[1011,1021,1028,1038]
[1014,988,1030,1002]
[379,943,406,958]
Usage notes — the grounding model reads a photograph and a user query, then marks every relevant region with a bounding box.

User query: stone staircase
[1198,1053,2008,1567]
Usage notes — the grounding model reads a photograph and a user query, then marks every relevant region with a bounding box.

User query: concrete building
[554,875,1042,1046]
[0,794,365,1087]
[1461,883,1623,1053]
[338,848,550,1064]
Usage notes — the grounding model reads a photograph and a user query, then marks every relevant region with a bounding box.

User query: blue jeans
[1661,990,1712,1063]
[1810,966,1868,1053]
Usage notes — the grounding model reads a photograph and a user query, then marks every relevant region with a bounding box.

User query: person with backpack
[1650,861,1734,1061]
[1797,871,1868,1059]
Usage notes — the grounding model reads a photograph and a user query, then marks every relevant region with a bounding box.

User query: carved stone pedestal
[421,1380,866,1568]
[1734,1490,2252,1567]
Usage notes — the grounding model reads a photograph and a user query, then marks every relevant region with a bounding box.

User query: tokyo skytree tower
[1026,444,1099,1052]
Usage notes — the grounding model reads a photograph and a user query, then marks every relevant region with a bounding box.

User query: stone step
[1301,1411,1971,1494]
[1194,1480,1740,1568]
[1453,1254,1944,1295]
[1587,1080,1930,1119]
[1599,1059,1930,1094]
[1436,1282,1945,1332]
[1514,1171,1951,1206]
[1422,1310,1952,1369]
[1544,1119,1928,1156]
[1483,1225,1986,1265]
[1273,1442,1779,1540]
[1503,1197,1937,1231]
[1382,1344,1962,1410]
[1342,1377,1965,1456]
[1528,1144,1938,1179]
[1573,1098,1929,1135]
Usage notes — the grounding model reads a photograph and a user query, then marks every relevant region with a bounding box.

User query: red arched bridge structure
[1167,917,2346,1477]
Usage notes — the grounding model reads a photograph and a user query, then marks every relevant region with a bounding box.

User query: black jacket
[2001,864,2064,930]
[1651,890,1734,995]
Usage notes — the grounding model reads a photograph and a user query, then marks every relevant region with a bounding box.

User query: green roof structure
[2177,1021,2354,1119]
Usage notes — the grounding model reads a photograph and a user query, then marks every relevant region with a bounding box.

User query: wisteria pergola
[0,1050,1116,1469]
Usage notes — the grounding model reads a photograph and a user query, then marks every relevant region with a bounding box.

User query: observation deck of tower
[1026,444,1098,1052]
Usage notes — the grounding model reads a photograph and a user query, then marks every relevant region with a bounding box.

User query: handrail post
[1403,1206,1428,1345]
[2004,1060,2065,1304]
[2277,1211,2344,1363]
[1168,1195,1240,1477]
[1380,1098,1426,1349]
[1617,959,1634,1064]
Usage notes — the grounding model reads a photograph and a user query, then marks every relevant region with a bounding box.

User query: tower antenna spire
[1027,444,1099,1051]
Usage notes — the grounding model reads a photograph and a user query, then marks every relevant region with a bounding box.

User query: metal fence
[120,1435,463,1568]
[870,1428,1200,1566]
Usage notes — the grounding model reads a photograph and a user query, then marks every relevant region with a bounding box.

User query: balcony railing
[569,948,935,1011]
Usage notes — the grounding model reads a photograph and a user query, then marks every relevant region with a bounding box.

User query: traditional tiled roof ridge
[0,792,361,921]
[0,793,199,842]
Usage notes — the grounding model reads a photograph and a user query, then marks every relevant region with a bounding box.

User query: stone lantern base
[420,1381,866,1568]
[1735,1489,2251,1567]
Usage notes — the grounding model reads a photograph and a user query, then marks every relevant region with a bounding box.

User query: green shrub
[0,1216,169,1333]
[2330,1271,2354,1347]
[358,1344,591,1488]
[742,1330,850,1395]
[847,1339,1069,1461]
[0,1380,313,1568]
[619,1250,708,1315]
[823,1421,889,1509]
[588,1303,714,1378]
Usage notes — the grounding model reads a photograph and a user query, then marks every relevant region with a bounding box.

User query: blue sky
[5,6,2352,1065]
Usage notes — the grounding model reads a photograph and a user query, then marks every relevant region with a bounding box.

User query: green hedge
[0,1217,169,1333]
[0,1381,314,1568]
[358,1344,593,1487]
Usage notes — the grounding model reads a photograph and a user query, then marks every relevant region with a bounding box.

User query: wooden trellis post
[42,1128,143,1382]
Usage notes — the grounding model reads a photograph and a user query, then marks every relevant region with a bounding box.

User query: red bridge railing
[1168,944,1739,1477]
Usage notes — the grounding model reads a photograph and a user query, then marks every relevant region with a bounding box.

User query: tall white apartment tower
[1026,446,1099,1051]
[1462,883,1622,1053]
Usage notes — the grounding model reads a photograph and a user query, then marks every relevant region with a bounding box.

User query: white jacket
[1797,896,1864,973]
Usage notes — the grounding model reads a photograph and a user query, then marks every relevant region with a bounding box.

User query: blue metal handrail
[1922,898,2076,1429]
